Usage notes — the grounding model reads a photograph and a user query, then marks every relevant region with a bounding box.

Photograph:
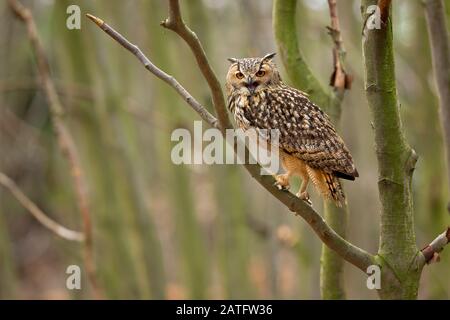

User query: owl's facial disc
[226,55,280,96]
[236,64,271,95]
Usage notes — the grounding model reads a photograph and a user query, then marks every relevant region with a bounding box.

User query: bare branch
[160,0,231,133]
[86,13,374,272]
[420,227,450,265]
[8,0,102,298]
[327,0,352,92]
[85,13,218,129]
[0,172,84,242]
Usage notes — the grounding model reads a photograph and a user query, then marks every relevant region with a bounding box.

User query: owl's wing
[249,86,358,179]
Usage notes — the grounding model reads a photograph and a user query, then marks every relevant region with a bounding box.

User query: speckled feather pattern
[228,83,356,176]
[226,56,357,205]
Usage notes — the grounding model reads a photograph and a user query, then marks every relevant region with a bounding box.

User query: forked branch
[86,7,374,273]
[85,14,218,128]
[160,0,231,133]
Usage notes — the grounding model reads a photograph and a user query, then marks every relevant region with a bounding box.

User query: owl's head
[225,53,281,96]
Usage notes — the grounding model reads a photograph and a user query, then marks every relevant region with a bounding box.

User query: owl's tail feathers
[323,173,346,207]
[306,166,346,207]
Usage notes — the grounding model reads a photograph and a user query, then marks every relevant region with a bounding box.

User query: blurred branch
[420,227,450,265]
[246,214,298,249]
[7,0,102,299]
[424,0,450,205]
[0,78,94,101]
[0,172,84,242]
[86,11,374,273]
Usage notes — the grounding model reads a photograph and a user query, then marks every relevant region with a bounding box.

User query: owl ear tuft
[227,57,239,64]
[262,52,277,61]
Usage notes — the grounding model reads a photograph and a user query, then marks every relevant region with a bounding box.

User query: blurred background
[0,0,449,299]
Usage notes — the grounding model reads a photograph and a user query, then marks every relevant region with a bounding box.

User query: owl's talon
[297,191,312,206]
[274,174,290,190]
[274,181,288,190]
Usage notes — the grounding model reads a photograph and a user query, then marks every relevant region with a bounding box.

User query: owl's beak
[245,77,258,95]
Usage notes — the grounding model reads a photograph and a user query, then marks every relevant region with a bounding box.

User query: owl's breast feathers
[227,85,358,180]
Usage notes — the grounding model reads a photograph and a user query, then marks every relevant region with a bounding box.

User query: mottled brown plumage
[225,53,358,206]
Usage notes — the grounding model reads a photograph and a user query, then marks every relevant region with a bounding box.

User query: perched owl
[225,53,358,207]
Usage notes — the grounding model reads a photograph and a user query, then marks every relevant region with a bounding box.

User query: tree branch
[362,0,421,299]
[160,0,231,133]
[378,0,392,24]
[0,172,84,242]
[317,0,354,300]
[8,0,102,298]
[86,14,218,129]
[420,227,450,265]
[0,78,94,101]
[423,0,450,204]
[273,0,331,112]
[86,12,374,273]
[327,0,352,94]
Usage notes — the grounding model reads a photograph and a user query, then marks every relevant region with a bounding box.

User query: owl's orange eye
[235,72,244,79]
[256,70,266,77]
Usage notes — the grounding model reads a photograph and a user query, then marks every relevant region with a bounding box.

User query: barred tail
[306,166,346,207]
[323,173,346,207]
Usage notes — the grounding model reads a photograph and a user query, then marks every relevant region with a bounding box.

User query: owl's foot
[274,173,290,190]
[297,191,312,206]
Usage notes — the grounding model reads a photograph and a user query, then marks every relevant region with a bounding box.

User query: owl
[225,53,358,207]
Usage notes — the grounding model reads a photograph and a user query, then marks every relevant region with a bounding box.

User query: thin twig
[0,172,84,242]
[420,227,450,265]
[8,0,102,298]
[85,13,218,129]
[327,0,352,91]
[86,12,374,272]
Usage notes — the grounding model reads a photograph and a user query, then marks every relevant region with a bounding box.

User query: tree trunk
[320,202,347,299]
[361,0,423,299]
